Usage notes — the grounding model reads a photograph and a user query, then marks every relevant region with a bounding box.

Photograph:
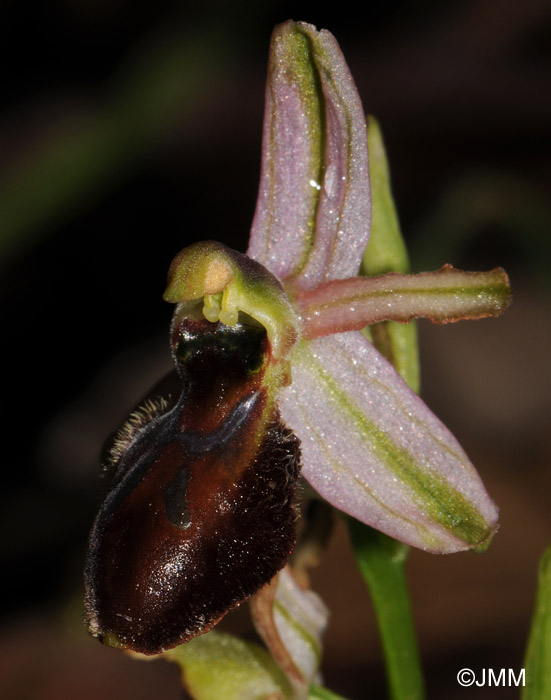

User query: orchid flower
[244,21,510,554]
[84,19,511,676]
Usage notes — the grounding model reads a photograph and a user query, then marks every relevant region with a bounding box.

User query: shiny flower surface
[85,20,511,658]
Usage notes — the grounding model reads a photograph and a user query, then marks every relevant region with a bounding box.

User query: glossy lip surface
[85,319,301,654]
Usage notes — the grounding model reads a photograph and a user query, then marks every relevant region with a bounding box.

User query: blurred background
[1,1,549,698]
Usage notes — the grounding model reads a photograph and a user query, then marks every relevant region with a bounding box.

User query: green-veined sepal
[279,334,499,554]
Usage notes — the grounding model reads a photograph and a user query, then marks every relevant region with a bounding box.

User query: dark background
[1,1,549,698]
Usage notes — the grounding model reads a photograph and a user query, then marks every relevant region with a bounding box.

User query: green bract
[165,631,294,700]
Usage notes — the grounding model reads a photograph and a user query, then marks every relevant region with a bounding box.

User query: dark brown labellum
[84,318,300,654]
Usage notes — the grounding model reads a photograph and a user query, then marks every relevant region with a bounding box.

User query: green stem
[347,519,425,700]
[522,546,551,700]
